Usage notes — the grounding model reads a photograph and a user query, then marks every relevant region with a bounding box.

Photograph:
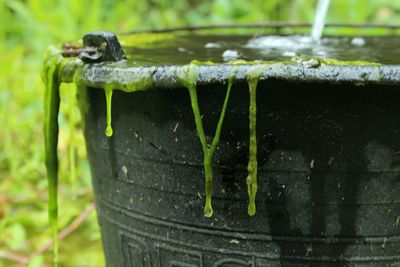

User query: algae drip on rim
[43,29,398,263]
[177,61,237,217]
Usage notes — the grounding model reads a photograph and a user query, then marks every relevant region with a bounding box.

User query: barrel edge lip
[73,62,400,90]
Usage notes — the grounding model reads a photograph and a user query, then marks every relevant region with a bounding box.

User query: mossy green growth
[291,55,381,67]
[101,67,156,93]
[245,65,268,216]
[319,58,381,67]
[177,62,235,217]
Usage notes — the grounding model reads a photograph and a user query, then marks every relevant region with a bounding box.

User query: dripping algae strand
[179,63,234,217]
[104,86,114,137]
[245,65,266,216]
[42,54,63,266]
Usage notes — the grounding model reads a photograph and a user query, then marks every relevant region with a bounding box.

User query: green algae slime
[43,47,82,265]
[245,65,267,216]
[42,48,63,266]
[104,86,114,137]
[177,62,235,217]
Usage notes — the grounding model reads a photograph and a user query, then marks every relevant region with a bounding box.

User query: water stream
[311,0,331,42]
[243,0,331,54]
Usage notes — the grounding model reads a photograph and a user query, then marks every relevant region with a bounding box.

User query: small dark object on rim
[61,31,126,63]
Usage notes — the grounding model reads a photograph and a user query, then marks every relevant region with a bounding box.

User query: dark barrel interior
[81,77,400,266]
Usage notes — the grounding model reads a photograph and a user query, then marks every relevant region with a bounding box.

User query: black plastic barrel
[81,75,400,266]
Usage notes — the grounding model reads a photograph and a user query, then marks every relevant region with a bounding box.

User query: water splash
[311,0,331,42]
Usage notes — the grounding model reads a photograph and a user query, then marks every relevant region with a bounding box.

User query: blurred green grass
[0,0,399,266]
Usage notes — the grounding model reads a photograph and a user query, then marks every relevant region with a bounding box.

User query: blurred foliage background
[0,0,400,266]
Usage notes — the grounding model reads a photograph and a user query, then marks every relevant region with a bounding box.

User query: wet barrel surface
[82,79,400,266]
